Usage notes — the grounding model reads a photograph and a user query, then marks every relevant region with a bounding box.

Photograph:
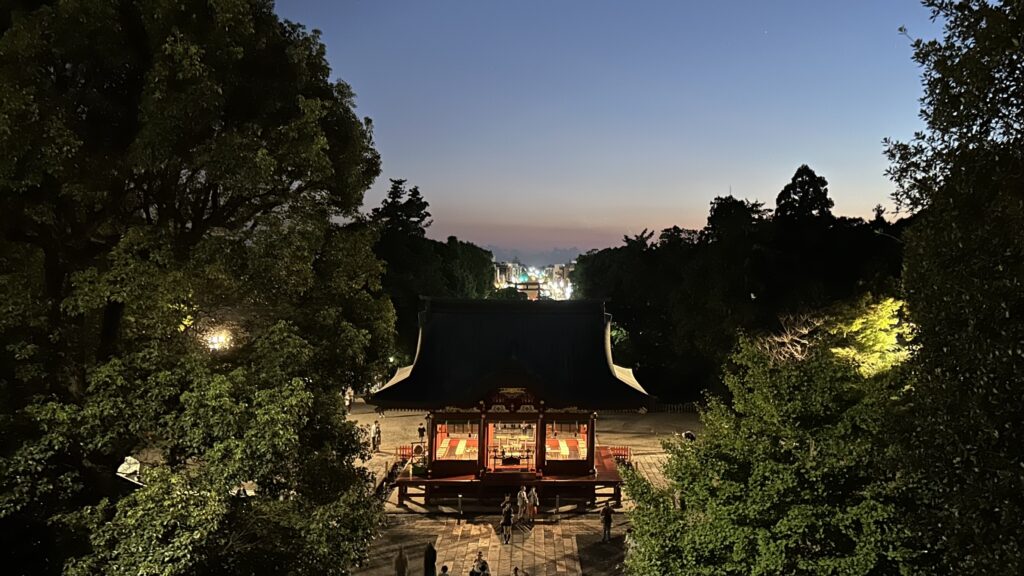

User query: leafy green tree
[625,299,914,575]
[0,1,390,574]
[885,1,1024,572]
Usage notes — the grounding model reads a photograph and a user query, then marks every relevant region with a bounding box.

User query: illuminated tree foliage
[829,298,914,378]
[885,1,1024,573]
[624,299,913,575]
[0,1,392,574]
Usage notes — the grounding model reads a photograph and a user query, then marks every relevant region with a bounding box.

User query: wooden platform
[396,446,623,506]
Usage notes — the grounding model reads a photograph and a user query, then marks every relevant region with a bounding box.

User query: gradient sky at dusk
[275,1,940,263]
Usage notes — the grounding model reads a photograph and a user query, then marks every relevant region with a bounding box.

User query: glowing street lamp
[205,329,233,351]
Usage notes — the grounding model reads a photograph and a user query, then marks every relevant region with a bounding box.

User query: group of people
[342,385,382,453]
[499,486,540,544]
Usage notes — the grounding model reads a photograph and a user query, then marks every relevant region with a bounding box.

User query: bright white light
[205,329,232,351]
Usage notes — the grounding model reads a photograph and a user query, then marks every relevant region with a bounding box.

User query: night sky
[275,0,941,264]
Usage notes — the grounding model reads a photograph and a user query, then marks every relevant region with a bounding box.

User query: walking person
[516,485,529,524]
[527,486,539,522]
[600,501,614,543]
[423,541,437,576]
[417,422,426,443]
[500,498,513,544]
[393,545,408,576]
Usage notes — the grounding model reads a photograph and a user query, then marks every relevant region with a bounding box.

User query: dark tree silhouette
[573,177,905,401]
[371,179,433,237]
[701,196,770,242]
[774,164,834,222]
[370,183,493,355]
[490,286,529,300]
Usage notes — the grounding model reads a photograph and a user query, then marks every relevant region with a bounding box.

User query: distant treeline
[370,179,495,357]
[572,165,911,401]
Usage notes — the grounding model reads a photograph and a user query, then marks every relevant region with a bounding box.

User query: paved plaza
[356,515,629,576]
[349,398,700,575]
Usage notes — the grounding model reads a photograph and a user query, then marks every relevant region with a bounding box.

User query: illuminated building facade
[371,299,647,503]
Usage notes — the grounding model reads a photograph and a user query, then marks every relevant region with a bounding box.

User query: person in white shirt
[516,485,529,523]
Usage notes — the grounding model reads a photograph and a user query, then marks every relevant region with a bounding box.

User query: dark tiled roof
[371,299,648,410]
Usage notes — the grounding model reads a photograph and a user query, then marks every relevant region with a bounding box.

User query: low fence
[648,401,699,414]
[394,444,413,461]
[608,446,632,464]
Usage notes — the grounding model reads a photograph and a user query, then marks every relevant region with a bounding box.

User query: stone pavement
[348,397,702,574]
[348,398,426,490]
[629,454,671,491]
[356,514,628,576]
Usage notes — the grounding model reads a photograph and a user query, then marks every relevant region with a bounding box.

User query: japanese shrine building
[370,299,648,502]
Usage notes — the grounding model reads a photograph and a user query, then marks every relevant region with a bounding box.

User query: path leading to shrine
[358,515,628,576]
[350,398,700,575]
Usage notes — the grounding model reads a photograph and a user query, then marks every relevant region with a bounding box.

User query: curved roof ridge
[371,299,648,410]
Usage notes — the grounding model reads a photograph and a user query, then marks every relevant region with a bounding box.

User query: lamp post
[457,493,463,524]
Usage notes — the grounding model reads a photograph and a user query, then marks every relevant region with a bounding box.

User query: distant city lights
[495,260,576,301]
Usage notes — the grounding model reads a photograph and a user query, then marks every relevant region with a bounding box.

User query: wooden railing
[608,446,632,463]
[394,444,413,461]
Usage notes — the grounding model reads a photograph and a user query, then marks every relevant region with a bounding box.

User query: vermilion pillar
[536,413,546,473]
[587,412,597,474]
[426,412,434,476]
[478,410,487,476]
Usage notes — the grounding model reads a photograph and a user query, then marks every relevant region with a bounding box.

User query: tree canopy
[572,169,907,401]
[370,179,494,356]
[885,1,1024,572]
[371,179,433,238]
[0,1,391,574]
[625,299,914,575]
[774,164,834,223]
